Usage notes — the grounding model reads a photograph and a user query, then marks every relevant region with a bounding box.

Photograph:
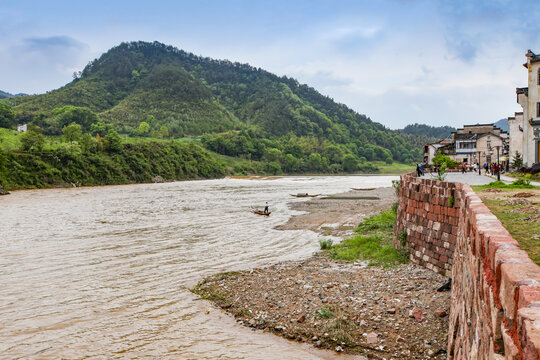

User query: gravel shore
[194,187,450,359]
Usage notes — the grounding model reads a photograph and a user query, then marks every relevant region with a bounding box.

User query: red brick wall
[394,173,459,277]
[395,172,540,359]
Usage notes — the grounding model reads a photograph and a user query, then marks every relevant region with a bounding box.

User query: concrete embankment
[395,172,540,359]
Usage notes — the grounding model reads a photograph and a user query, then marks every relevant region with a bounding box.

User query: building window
[537,102,540,118]
[487,141,491,148]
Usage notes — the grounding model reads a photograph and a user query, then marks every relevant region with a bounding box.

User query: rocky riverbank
[193,187,451,359]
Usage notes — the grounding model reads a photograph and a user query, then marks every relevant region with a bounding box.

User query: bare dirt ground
[194,187,451,359]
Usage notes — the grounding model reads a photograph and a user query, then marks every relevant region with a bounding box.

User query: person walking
[264,202,269,214]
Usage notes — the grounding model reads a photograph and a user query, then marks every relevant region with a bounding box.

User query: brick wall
[395,172,540,359]
[394,173,459,277]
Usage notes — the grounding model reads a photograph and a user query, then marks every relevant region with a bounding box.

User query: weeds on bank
[327,205,409,267]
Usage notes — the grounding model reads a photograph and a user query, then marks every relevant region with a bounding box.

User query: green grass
[355,209,396,233]
[474,181,536,190]
[328,206,409,267]
[372,161,415,175]
[472,191,540,265]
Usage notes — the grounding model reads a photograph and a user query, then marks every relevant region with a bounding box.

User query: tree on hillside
[138,121,150,136]
[0,103,16,129]
[62,122,82,144]
[90,121,114,137]
[104,129,123,153]
[52,106,99,133]
[20,130,46,153]
[342,154,358,172]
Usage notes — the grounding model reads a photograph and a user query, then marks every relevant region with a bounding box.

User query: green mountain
[399,123,455,141]
[11,41,423,164]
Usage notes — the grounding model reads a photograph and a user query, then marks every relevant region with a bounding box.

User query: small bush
[448,196,454,207]
[315,307,334,319]
[319,238,334,250]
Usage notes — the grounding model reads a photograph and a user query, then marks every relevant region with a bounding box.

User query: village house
[508,50,540,167]
[17,123,27,133]
[424,124,509,166]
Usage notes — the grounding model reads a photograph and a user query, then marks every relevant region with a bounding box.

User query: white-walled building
[511,50,540,166]
[17,123,27,133]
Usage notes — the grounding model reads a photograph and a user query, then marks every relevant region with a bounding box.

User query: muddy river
[0,176,396,359]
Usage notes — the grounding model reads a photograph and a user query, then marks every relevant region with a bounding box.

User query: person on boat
[264,202,269,214]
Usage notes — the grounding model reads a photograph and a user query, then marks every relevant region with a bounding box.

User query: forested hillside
[399,123,455,140]
[0,41,427,185]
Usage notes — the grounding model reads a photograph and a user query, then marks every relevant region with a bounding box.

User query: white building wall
[508,114,523,164]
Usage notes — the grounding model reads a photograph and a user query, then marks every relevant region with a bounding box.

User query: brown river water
[0,176,397,359]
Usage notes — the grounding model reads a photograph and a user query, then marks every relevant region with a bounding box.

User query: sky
[1,0,540,129]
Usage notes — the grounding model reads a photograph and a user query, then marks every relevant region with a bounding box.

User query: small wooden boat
[289,193,321,198]
[351,188,376,191]
[253,210,271,216]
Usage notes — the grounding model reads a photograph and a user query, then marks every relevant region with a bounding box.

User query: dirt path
[194,187,451,359]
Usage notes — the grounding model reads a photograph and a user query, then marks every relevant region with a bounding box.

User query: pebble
[335,345,343,352]
[435,309,448,318]
[366,332,378,344]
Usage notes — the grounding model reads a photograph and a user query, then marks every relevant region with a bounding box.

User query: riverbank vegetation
[326,205,409,267]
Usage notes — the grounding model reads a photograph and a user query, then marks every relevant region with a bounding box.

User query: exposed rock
[505,198,530,206]
[434,309,448,318]
[0,184,9,195]
[366,332,378,344]
[152,176,164,183]
[483,188,502,193]
[409,308,425,322]
[512,192,534,198]
[510,206,540,214]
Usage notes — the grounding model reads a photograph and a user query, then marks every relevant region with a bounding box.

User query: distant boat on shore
[290,193,320,198]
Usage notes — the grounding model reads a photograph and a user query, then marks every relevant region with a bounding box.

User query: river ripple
[0,176,396,359]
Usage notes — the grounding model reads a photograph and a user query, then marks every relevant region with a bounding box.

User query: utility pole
[496,145,501,181]
[477,151,481,176]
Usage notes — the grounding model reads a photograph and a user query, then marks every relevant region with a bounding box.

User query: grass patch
[372,161,415,175]
[474,196,540,265]
[319,238,334,250]
[356,208,396,233]
[328,205,409,267]
[315,307,334,319]
[475,181,536,190]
